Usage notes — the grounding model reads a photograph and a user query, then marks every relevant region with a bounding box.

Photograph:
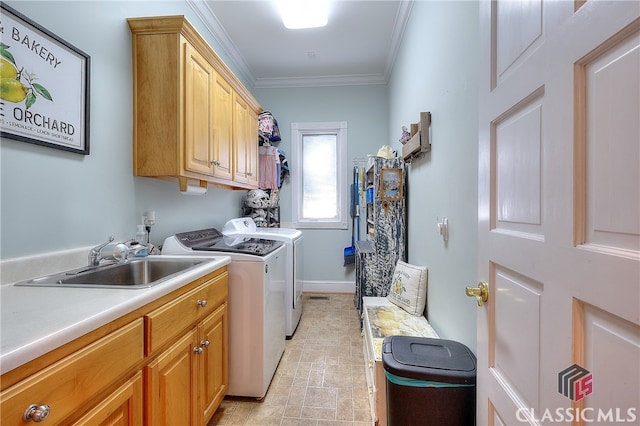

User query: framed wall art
[0,2,90,154]
[380,167,403,201]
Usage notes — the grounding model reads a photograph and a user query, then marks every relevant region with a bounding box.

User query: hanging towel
[259,146,279,189]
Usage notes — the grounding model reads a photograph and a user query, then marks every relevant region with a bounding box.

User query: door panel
[493,90,544,238]
[491,267,542,409]
[212,75,233,181]
[494,0,543,86]
[478,1,640,425]
[185,44,214,175]
[579,30,640,254]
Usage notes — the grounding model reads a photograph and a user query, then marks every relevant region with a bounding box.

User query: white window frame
[291,121,348,229]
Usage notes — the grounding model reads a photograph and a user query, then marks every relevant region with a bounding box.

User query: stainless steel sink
[15,257,211,289]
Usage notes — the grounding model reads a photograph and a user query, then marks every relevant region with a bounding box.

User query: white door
[477,1,640,424]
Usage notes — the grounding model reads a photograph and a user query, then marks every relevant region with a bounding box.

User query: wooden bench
[361,297,439,426]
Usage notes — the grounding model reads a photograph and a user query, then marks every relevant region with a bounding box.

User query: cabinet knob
[193,347,203,355]
[200,340,210,348]
[23,404,50,422]
[196,299,207,307]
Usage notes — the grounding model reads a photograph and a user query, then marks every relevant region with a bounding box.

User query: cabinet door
[232,94,258,187]
[72,371,143,426]
[184,43,214,176]
[212,74,233,181]
[198,303,228,426]
[145,329,198,426]
[245,107,259,188]
[0,320,143,426]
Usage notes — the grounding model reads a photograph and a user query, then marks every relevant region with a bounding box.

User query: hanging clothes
[278,149,290,188]
[259,146,279,189]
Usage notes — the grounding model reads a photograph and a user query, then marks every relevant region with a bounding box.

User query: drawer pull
[193,347,203,355]
[23,404,50,422]
[196,299,207,307]
[200,340,210,348]
[368,360,373,368]
[368,385,374,394]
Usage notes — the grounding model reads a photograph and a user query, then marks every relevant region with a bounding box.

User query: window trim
[291,121,348,229]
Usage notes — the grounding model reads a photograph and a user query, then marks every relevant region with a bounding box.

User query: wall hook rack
[402,111,431,161]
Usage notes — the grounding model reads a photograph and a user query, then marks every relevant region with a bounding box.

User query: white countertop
[0,255,231,375]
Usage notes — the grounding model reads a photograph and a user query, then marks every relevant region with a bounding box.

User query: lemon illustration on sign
[0,58,18,79]
[1,45,54,108]
[391,278,404,295]
[1,78,29,103]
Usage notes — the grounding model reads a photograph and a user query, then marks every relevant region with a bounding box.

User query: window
[291,121,348,229]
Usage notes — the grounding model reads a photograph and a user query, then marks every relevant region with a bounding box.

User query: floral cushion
[365,298,439,361]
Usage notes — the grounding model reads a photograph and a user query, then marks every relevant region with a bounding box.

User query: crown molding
[254,74,387,89]
[384,0,414,80]
[187,0,413,89]
[186,0,257,87]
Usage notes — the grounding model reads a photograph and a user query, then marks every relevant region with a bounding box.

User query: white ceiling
[188,0,413,88]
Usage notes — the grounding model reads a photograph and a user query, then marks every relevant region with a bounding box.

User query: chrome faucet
[88,236,114,266]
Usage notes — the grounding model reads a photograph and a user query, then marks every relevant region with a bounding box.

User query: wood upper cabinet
[212,75,234,182]
[128,16,261,191]
[184,43,215,177]
[233,94,259,187]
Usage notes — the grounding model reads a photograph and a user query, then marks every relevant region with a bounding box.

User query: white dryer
[222,217,303,338]
[162,228,285,398]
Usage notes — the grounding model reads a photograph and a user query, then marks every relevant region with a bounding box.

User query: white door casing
[477,1,639,425]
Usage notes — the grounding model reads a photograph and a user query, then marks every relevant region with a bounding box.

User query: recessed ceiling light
[276,0,329,29]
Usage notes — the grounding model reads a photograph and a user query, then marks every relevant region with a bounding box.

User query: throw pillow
[387,260,428,316]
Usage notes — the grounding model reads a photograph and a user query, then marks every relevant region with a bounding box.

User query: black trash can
[382,336,477,426]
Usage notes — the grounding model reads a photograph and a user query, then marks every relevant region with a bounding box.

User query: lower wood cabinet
[198,304,228,424]
[0,268,228,426]
[72,371,143,426]
[0,319,144,426]
[146,329,198,426]
[145,303,227,426]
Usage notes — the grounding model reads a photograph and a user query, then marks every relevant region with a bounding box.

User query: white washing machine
[162,228,285,398]
[222,217,303,338]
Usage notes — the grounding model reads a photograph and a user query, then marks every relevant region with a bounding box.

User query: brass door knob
[465,281,488,307]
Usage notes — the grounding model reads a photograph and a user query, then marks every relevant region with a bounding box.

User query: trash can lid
[382,336,476,385]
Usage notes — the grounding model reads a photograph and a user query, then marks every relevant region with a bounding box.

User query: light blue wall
[1,1,481,353]
[388,1,480,352]
[252,85,388,284]
[0,1,251,259]
[0,1,383,289]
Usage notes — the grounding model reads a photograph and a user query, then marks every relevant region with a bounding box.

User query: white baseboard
[303,280,355,293]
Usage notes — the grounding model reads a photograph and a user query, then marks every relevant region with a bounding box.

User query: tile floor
[209,293,373,426]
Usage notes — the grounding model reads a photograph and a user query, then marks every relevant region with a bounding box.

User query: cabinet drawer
[0,319,143,425]
[146,272,227,355]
